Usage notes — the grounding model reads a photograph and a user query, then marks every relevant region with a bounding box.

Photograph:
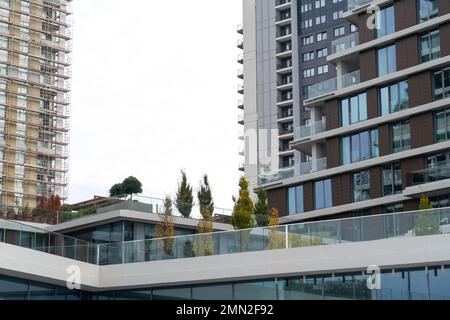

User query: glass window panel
[0,276,28,300]
[234,280,277,300]
[378,47,388,76]
[399,81,409,109]
[351,133,360,163]
[324,274,355,300]
[342,136,351,165]
[429,266,450,300]
[152,287,192,300]
[296,185,304,214]
[359,93,367,121]
[324,179,332,208]
[377,270,409,300]
[192,284,233,300]
[278,276,323,300]
[341,98,349,126]
[315,180,325,209]
[409,268,429,300]
[350,96,359,124]
[387,45,397,74]
[288,187,296,215]
[380,86,390,116]
[371,129,379,157]
[390,83,399,113]
[360,131,370,160]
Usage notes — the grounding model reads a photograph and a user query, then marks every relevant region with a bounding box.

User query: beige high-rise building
[0,0,72,211]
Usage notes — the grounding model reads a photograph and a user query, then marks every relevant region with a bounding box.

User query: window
[420,30,440,63]
[316,15,326,25]
[418,0,438,23]
[316,32,327,42]
[376,6,395,38]
[391,120,411,153]
[288,185,304,215]
[353,171,370,202]
[301,3,312,13]
[341,92,367,126]
[303,67,315,78]
[350,24,358,33]
[303,51,315,62]
[433,67,450,100]
[314,179,332,209]
[384,203,403,214]
[342,129,379,165]
[302,35,314,45]
[333,10,343,20]
[303,19,313,28]
[435,109,450,142]
[317,48,328,58]
[378,45,397,76]
[315,0,325,8]
[382,163,402,196]
[380,80,409,116]
[317,64,328,75]
[334,27,345,37]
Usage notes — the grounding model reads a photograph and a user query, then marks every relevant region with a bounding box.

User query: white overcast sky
[69,0,243,210]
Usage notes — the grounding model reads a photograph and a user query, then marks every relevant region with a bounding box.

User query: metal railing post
[96,244,100,265]
[285,225,289,249]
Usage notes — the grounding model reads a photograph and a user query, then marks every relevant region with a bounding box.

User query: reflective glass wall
[2,265,450,300]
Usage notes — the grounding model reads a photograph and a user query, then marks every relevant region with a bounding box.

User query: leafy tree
[254,189,269,227]
[121,176,143,198]
[197,208,215,256]
[415,195,439,236]
[198,174,214,219]
[268,207,280,226]
[175,170,194,218]
[109,183,123,197]
[419,196,433,210]
[231,178,254,230]
[155,196,176,255]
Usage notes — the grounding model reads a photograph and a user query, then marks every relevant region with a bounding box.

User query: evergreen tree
[109,183,123,197]
[155,196,176,255]
[197,208,215,256]
[419,196,433,210]
[175,170,194,218]
[231,178,255,230]
[198,174,214,219]
[254,189,269,227]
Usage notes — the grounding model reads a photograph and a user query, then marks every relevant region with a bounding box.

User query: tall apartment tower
[257,0,450,223]
[0,0,73,210]
[237,0,351,193]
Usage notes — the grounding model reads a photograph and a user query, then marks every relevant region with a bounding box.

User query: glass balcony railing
[0,218,97,264]
[306,70,360,100]
[297,157,327,175]
[347,0,373,11]
[3,206,450,266]
[408,165,450,187]
[331,32,359,54]
[258,157,327,184]
[294,120,326,140]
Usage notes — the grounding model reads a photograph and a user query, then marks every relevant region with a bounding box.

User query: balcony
[278,108,293,120]
[238,146,245,156]
[237,84,244,94]
[331,32,359,55]
[276,0,291,8]
[237,69,244,79]
[237,54,244,64]
[276,11,292,25]
[258,167,294,184]
[279,126,294,136]
[278,91,293,104]
[294,120,326,140]
[238,99,244,110]
[279,144,293,153]
[258,157,328,184]
[238,161,245,172]
[276,43,292,56]
[276,29,292,41]
[347,0,373,11]
[306,70,360,101]
[297,157,327,175]
[237,39,243,49]
[237,24,243,34]
[408,165,450,187]
[238,130,244,140]
[277,76,293,88]
[238,114,244,125]
[277,60,293,72]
